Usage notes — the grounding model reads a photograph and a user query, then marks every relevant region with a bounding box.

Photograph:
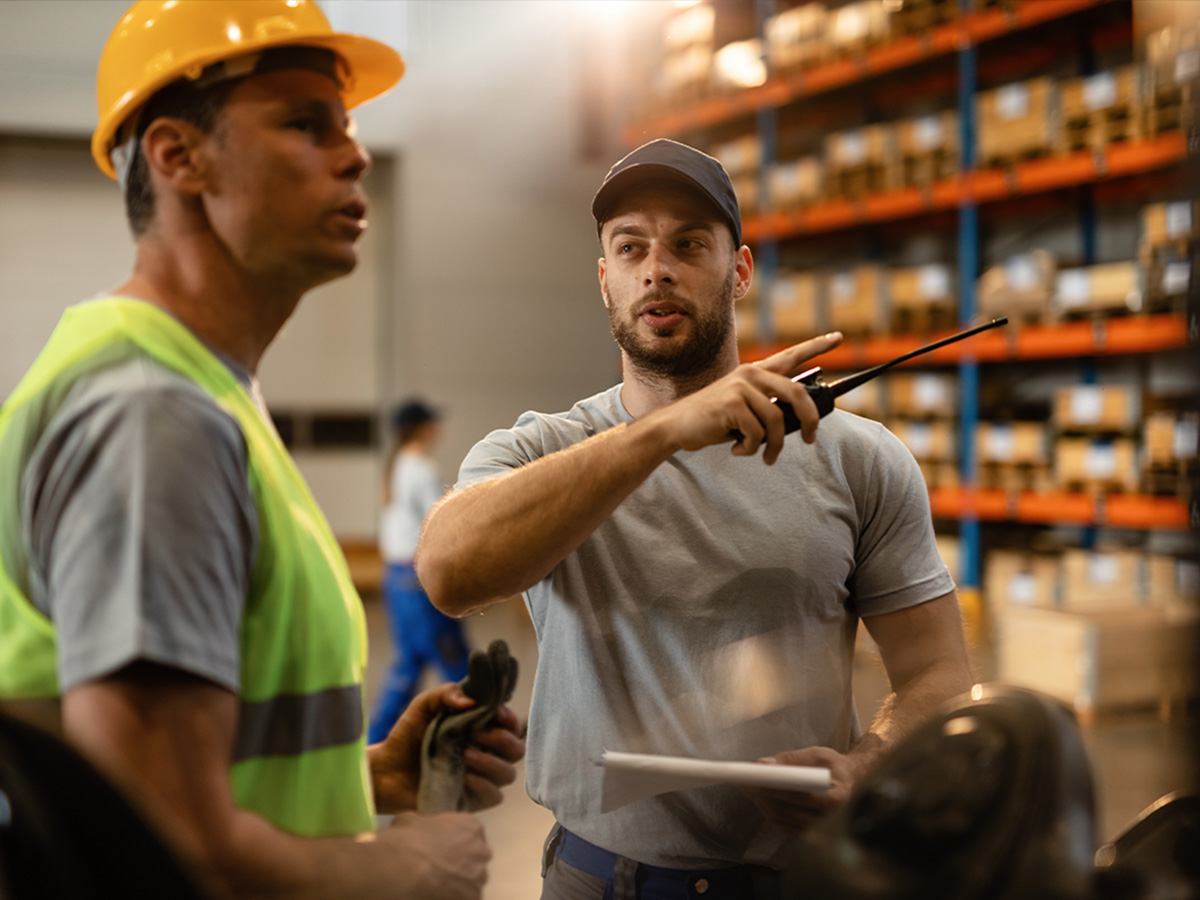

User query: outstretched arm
[416,333,843,617]
[751,591,973,829]
[64,663,492,900]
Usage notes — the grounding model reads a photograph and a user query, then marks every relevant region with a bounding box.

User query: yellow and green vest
[0,297,375,836]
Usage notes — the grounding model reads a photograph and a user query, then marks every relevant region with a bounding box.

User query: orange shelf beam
[623,0,1109,143]
[929,487,1191,530]
[741,132,1188,243]
[739,314,1191,366]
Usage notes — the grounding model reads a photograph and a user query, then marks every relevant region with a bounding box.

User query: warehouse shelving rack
[619,0,1196,608]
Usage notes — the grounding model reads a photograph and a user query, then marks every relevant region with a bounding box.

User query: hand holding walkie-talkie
[735,318,1008,440]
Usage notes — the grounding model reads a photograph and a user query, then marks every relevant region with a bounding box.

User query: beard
[607,262,737,382]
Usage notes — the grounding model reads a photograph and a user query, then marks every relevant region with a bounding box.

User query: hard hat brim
[91,31,403,180]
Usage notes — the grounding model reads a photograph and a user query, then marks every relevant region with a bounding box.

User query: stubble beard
[608,262,737,383]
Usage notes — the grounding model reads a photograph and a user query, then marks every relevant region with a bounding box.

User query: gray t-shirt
[457,383,954,868]
[22,353,258,693]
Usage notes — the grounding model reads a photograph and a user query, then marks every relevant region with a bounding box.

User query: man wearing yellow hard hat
[0,2,523,897]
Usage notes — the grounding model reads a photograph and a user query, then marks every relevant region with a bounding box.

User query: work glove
[416,639,519,814]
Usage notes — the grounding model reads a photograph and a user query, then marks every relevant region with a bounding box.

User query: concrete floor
[363,594,1200,900]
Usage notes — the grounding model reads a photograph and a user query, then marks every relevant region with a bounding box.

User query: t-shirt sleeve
[24,359,257,692]
[849,424,956,617]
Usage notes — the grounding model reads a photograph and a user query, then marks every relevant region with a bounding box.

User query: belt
[544,823,780,900]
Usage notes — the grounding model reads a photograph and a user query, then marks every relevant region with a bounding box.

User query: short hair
[122,78,236,237]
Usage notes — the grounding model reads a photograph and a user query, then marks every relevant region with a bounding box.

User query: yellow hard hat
[92,0,404,179]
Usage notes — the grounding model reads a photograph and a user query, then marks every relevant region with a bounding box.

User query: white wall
[0,0,629,538]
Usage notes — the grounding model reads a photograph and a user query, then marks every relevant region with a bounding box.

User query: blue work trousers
[367,562,469,743]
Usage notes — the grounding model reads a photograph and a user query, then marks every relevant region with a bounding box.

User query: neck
[115,232,304,374]
[618,340,741,419]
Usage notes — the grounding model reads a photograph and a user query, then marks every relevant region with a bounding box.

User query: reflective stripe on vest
[0,297,375,836]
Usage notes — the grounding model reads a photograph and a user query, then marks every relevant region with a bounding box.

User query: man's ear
[140,118,208,195]
[598,256,611,310]
[732,245,754,302]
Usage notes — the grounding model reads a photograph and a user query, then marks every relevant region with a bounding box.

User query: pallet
[827,163,895,200]
[888,0,958,37]
[1058,104,1142,155]
[978,144,1055,171]
[901,149,957,188]
[890,303,958,336]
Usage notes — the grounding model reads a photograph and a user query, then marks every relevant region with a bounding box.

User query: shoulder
[474,384,625,463]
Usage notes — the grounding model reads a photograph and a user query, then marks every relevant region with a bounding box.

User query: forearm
[417,413,679,615]
[851,653,973,776]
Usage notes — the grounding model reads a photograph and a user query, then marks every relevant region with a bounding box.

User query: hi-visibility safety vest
[0,297,375,836]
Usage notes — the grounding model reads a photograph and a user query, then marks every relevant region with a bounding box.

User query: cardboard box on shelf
[712,134,761,177]
[1141,200,1198,250]
[994,605,1200,715]
[890,418,956,462]
[976,421,1050,466]
[936,534,962,584]
[888,264,956,333]
[1146,555,1200,621]
[1057,66,1143,152]
[770,270,822,342]
[764,3,830,73]
[1053,262,1141,317]
[1143,411,1200,467]
[888,371,958,418]
[976,77,1057,166]
[1054,437,1140,492]
[1061,548,1145,612]
[825,265,886,335]
[976,249,1057,323]
[1053,384,1141,432]
[766,155,824,210]
[985,549,1061,611]
[896,111,959,185]
[827,373,882,419]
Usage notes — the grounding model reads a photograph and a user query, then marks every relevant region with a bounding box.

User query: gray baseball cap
[592,138,743,248]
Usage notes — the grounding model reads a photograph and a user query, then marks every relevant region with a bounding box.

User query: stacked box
[827,1,890,57]
[766,155,824,210]
[976,250,1057,323]
[888,263,955,332]
[770,270,822,342]
[1061,548,1145,612]
[1144,256,1191,307]
[889,371,958,418]
[1146,556,1200,622]
[1057,66,1142,153]
[1143,411,1200,468]
[890,419,956,461]
[986,549,1061,610]
[764,3,830,73]
[1141,200,1198,251]
[919,460,960,490]
[977,422,1049,466]
[1053,384,1141,432]
[729,173,759,215]
[976,77,1057,166]
[712,134,761,178]
[826,373,883,420]
[1053,262,1141,317]
[826,265,886,335]
[1054,437,1140,492]
[1143,24,1197,136]
[896,111,959,186]
[824,125,896,197]
[887,0,957,37]
[994,605,1200,714]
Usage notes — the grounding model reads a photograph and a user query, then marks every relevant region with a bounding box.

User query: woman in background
[368,399,470,743]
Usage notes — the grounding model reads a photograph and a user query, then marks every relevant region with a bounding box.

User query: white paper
[1009,572,1037,606]
[1082,72,1117,111]
[1174,419,1199,459]
[1166,201,1193,238]
[839,130,868,167]
[1083,443,1117,478]
[1086,553,1119,584]
[996,83,1030,120]
[1006,254,1039,292]
[1057,269,1091,308]
[1162,261,1190,296]
[985,423,1015,462]
[918,264,951,300]
[600,751,831,813]
[913,114,943,152]
[913,373,947,411]
[1176,48,1199,84]
[1069,386,1103,425]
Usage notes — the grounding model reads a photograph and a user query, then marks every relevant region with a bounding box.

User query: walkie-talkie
[769,317,1008,435]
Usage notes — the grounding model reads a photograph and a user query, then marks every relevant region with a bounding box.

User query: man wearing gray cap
[417,138,972,899]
